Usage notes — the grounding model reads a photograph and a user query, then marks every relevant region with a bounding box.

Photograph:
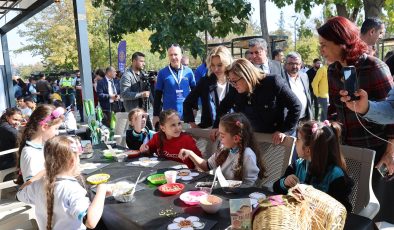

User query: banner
[118,40,127,73]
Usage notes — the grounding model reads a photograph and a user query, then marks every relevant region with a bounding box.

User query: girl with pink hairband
[16,104,64,185]
[273,120,354,212]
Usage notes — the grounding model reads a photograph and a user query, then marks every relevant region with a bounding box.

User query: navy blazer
[96,77,121,111]
[284,71,313,120]
[183,74,236,128]
[213,74,301,134]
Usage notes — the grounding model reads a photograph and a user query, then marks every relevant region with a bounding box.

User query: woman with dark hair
[318,16,394,222]
[183,46,236,128]
[0,108,22,170]
[212,58,301,144]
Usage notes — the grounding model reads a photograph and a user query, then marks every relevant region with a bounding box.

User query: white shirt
[288,74,308,119]
[207,147,259,186]
[106,76,117,103]
[20,107,32,117]
[17,176,90,230]
[20,141,45,182]
[63,111,77,130]
[216,82,227,103]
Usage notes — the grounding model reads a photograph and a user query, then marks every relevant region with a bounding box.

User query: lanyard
[168,65,183,88]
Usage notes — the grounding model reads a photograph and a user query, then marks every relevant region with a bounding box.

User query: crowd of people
[2,15,394,228]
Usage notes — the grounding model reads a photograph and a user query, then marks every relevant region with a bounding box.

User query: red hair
[317,16,368,65]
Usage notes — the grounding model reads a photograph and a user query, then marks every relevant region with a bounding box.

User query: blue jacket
[96,77,121,111]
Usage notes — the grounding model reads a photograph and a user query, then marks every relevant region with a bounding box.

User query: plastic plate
[158,183,185,195]
[147,173,166,185]
[86,173,110,185]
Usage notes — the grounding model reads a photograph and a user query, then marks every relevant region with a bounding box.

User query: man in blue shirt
[153,44,196,126]
[194,62,208,84]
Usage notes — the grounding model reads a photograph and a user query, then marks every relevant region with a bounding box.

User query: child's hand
[139,144,149,153]
[179,149,193,160]
[284,174,299,188]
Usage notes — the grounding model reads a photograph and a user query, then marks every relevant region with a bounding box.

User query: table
[84,147,377,230]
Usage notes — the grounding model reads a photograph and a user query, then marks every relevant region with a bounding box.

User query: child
[16,104,64,184]
[273,120,353,212]
[17,136,109,229]
[179,113,264,186]
[140,109,202,169]
[126,108,155,150]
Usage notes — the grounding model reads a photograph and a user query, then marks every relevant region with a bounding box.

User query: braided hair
[215,113,265,180]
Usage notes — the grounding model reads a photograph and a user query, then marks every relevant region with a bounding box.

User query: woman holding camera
[183,46,236,128]
[318,16,394,222]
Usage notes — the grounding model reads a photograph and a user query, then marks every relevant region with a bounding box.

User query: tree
[92,0,252,58]
[259,0,271,55]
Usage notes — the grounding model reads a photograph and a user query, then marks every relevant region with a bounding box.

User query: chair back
[184,128,219,159]
[341,145,379,218]
[114,112,129,147]
[0,148,18,199]
[254,133,295,188]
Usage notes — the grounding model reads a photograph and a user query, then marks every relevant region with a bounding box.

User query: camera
[141,71,157,83]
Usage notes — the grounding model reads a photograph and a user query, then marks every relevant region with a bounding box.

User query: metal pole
[108,17,112,67]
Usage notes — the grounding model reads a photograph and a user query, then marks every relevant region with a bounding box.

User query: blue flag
[118,40,127,73]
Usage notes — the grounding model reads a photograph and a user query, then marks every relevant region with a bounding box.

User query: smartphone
[377,164,389,178]
[342,66,360,101]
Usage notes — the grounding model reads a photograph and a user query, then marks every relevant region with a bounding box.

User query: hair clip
[311,123,319,134]
[323,120,331,127]
[39,107,65,126]
[235,120,242,127]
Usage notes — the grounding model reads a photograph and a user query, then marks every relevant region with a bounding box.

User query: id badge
[176,89,184,101]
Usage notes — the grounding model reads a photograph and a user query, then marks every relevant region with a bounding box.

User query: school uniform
[20,141,44,182]
[207,147,259,186]
[126,127,155,150]
[17,176,90,230]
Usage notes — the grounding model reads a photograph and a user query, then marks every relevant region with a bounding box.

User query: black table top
[84,146,376,230]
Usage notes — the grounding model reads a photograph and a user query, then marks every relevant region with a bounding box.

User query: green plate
[147,174,166,185]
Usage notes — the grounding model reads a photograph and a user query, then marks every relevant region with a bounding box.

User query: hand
[376,141,394,176]
[19,180,33,190]
[210,129,219,142]
[339,89,369,114]
[189,122,198,129]
[110,95,117,100]
[272,131,286,145]
[152,116,159,128]
[141,91,150,98]
[97,184,112,196]
[284,174,299,188]
[139,144,149,153]
[179,148,193,160]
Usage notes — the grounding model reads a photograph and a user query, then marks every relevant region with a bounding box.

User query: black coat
[0,122,18,170]
[183,74,236,128]
[213,74,301,134]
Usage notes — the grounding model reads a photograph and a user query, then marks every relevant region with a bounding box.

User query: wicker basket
[288,184,347,230]
[252,184,347,230]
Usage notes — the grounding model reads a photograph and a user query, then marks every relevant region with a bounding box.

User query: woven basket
[288,184,347,230]
[252,184,347,230]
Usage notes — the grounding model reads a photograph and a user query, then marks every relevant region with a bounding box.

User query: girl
[140,109,202,169]
[273,120,353,212]
[126,108,155,150]
[16,104,64,184]
[179,113,264,186]
[17,136,109,230]
[183,45,236,128]
[0,108,22,170]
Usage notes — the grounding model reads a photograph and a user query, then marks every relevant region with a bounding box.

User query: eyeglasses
[228,77,243,87]
[249,50,263,55]
[286,62,301,66]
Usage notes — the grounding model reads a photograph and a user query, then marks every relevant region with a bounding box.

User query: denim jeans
[317,97,328,121]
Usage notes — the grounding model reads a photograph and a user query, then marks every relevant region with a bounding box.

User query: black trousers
[102,102,121,128]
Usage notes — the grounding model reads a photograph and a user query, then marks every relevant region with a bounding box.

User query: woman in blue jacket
[183,46,236,128]
[212,58,301,144]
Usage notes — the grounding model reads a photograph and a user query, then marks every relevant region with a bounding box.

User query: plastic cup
[164,171,177,184]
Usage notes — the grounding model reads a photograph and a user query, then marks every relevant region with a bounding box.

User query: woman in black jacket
[0,108,22,170]
[183,46,236,128]
[212,58,301,144]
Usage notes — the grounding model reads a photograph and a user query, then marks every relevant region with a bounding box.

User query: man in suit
[248,38,286,79]
[96,66,121,127]
[284,52,313,122]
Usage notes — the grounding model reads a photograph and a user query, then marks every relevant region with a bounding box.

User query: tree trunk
[349,7,360,22]
[363,0,385,18]
[259,0,271,56]
[335,3,349,19]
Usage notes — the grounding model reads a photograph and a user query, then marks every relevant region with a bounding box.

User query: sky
[2,0,323,66]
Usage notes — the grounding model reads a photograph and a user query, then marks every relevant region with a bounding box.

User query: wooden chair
[341,145,380,219]
[253,133,296,190]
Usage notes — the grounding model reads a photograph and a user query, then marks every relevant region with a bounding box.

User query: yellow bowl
[87,173,110,185]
